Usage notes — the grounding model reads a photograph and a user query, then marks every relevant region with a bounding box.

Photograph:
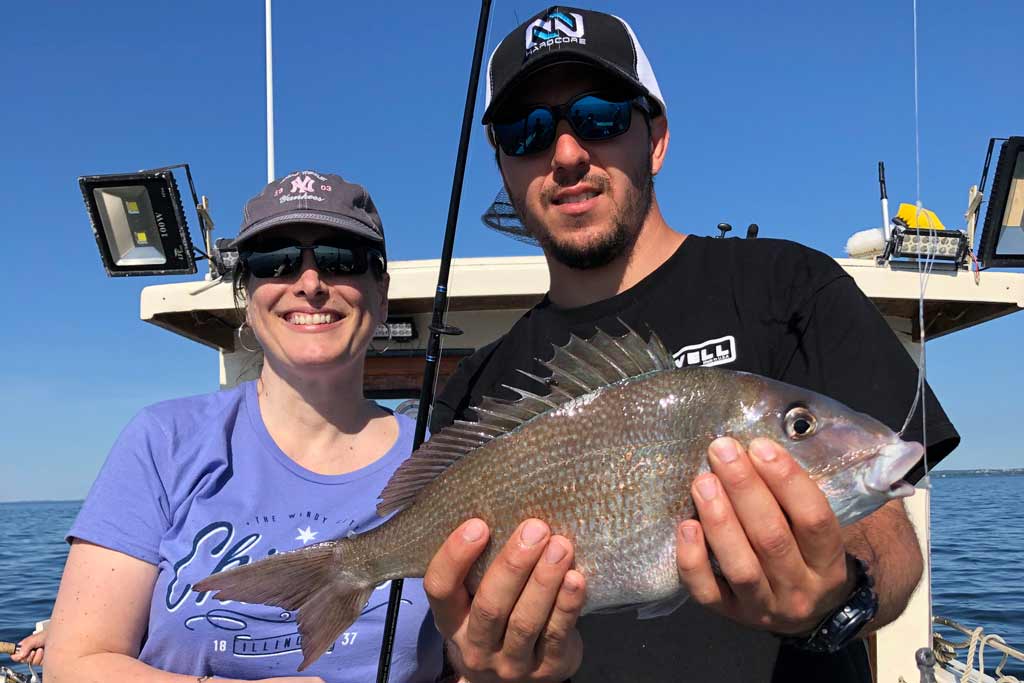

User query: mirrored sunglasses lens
[494,108,556,156]
[569,96,632,140]
[245,247,302,278]
[312,246,361,275]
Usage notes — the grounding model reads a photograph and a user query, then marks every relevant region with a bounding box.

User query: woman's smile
[280,308,344,330]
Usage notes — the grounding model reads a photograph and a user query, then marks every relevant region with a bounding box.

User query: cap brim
[482,51,653,124]
[231,210,384,249]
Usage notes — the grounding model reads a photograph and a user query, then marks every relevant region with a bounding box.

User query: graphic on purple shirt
[69,381,442,682]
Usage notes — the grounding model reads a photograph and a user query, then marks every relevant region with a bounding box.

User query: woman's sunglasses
[239,243,385,279]
[491,91,651,157]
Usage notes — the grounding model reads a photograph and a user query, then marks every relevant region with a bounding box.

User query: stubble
[507,159,654,270]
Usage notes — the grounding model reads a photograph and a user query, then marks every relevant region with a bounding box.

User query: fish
[194,323,922,670]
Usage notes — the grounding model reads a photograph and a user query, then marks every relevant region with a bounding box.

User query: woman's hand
[424,519,586,683]
[10,630,46,667]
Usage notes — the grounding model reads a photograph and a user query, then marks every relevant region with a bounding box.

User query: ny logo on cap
[525,10,585,52]
[290,176,316,194]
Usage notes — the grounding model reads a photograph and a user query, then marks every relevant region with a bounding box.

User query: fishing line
[899,0,937,656]
[912,0,923,209]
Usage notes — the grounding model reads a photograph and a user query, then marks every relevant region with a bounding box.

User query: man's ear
[650,116,669,176]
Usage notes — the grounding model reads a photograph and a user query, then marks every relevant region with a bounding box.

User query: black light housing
[80,169,197,276]
[978,136,1024,269]
[886,223,970,270]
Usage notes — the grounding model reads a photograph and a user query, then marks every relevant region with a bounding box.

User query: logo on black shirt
[673,335,737,368]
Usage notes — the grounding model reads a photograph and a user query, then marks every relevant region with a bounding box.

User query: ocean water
[1,474,1021,678]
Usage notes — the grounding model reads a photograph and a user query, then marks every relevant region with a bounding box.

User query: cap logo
[525,11,585,56]
[271,171,331,204]
[290,176,315,194]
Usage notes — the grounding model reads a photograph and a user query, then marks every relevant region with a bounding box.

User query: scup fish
[195,325,922,669]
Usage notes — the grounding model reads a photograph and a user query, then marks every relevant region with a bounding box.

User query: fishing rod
[374,1,493,681]
[1,641,37,683]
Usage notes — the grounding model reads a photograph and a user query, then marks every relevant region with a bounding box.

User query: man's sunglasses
[491,91,651,157]
[239,243,385,279]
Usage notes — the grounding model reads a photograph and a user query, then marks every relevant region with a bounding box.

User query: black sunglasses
[491,91,651,157]
[239,243,385,279]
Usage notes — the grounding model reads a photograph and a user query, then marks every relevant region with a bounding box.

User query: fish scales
[195,326,924,670]
[324,369,751,614]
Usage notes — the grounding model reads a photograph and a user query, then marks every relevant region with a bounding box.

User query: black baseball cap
[233,171,385,253]
[482,6,667,124]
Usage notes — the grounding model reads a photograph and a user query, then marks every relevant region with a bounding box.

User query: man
[424,6,959,682]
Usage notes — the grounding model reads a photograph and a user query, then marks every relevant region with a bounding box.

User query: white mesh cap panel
[613,14,667,116]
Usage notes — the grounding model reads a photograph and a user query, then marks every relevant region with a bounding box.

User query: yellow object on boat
[896,202,946,230]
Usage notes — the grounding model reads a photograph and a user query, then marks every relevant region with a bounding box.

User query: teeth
[286,313,337,325]
[557,191,597,205]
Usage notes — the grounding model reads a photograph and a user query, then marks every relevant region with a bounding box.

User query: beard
[507,162,654,271]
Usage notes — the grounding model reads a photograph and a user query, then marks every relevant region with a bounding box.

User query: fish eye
[784,406,817,440]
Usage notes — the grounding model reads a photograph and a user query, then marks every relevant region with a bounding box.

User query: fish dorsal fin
[375,321,672,516]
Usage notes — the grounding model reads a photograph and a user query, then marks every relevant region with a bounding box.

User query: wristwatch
[782,554,879,654]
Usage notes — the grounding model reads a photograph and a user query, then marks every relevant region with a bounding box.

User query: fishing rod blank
[374,1,493,681]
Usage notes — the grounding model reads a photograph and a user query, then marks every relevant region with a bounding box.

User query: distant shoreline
[930,468,1024,477]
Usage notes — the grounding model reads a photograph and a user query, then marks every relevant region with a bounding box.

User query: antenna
[265,0,275,182]
[879,161,891,240]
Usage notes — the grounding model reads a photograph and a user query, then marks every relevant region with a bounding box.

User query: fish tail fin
[293,582,376,670]
[194,541,374,670]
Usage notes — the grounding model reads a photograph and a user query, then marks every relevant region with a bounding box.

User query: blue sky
[1,0,1021,502]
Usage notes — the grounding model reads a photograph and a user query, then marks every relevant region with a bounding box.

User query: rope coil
[933,616,1024,683]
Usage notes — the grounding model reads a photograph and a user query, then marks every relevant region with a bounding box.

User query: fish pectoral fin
[635,591,690,620]
[193,541,372,671]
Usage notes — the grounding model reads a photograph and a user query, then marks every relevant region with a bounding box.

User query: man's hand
[676,437,856,635]
[424,518,586,682]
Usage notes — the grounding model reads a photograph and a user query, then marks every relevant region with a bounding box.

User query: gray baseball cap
[233,171,385,251]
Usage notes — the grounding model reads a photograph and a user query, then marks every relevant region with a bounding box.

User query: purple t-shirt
[69,381,443,682]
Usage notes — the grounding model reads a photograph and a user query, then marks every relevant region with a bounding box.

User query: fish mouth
[865,440,923,498]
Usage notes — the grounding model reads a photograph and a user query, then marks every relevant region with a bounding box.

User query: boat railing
[933,615,1024,683]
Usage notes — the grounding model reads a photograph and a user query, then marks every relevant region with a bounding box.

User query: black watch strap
[782,555,879,654]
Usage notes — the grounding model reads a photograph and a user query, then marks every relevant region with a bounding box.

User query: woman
[46,172,443,683]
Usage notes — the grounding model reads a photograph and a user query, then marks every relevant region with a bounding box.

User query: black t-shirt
[431,236,959,682]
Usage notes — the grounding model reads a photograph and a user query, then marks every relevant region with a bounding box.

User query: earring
[369,324,393,355]
[236,321,261,353]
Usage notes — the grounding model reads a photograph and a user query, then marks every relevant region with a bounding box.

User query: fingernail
[680,524,698,543]
[462,519,485,542]
[562,573,581,593]
[696,475,718,500]
[710,438,739,463]
[750,440,778,462]
[544,540,568,563]
[521,520,548,547]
